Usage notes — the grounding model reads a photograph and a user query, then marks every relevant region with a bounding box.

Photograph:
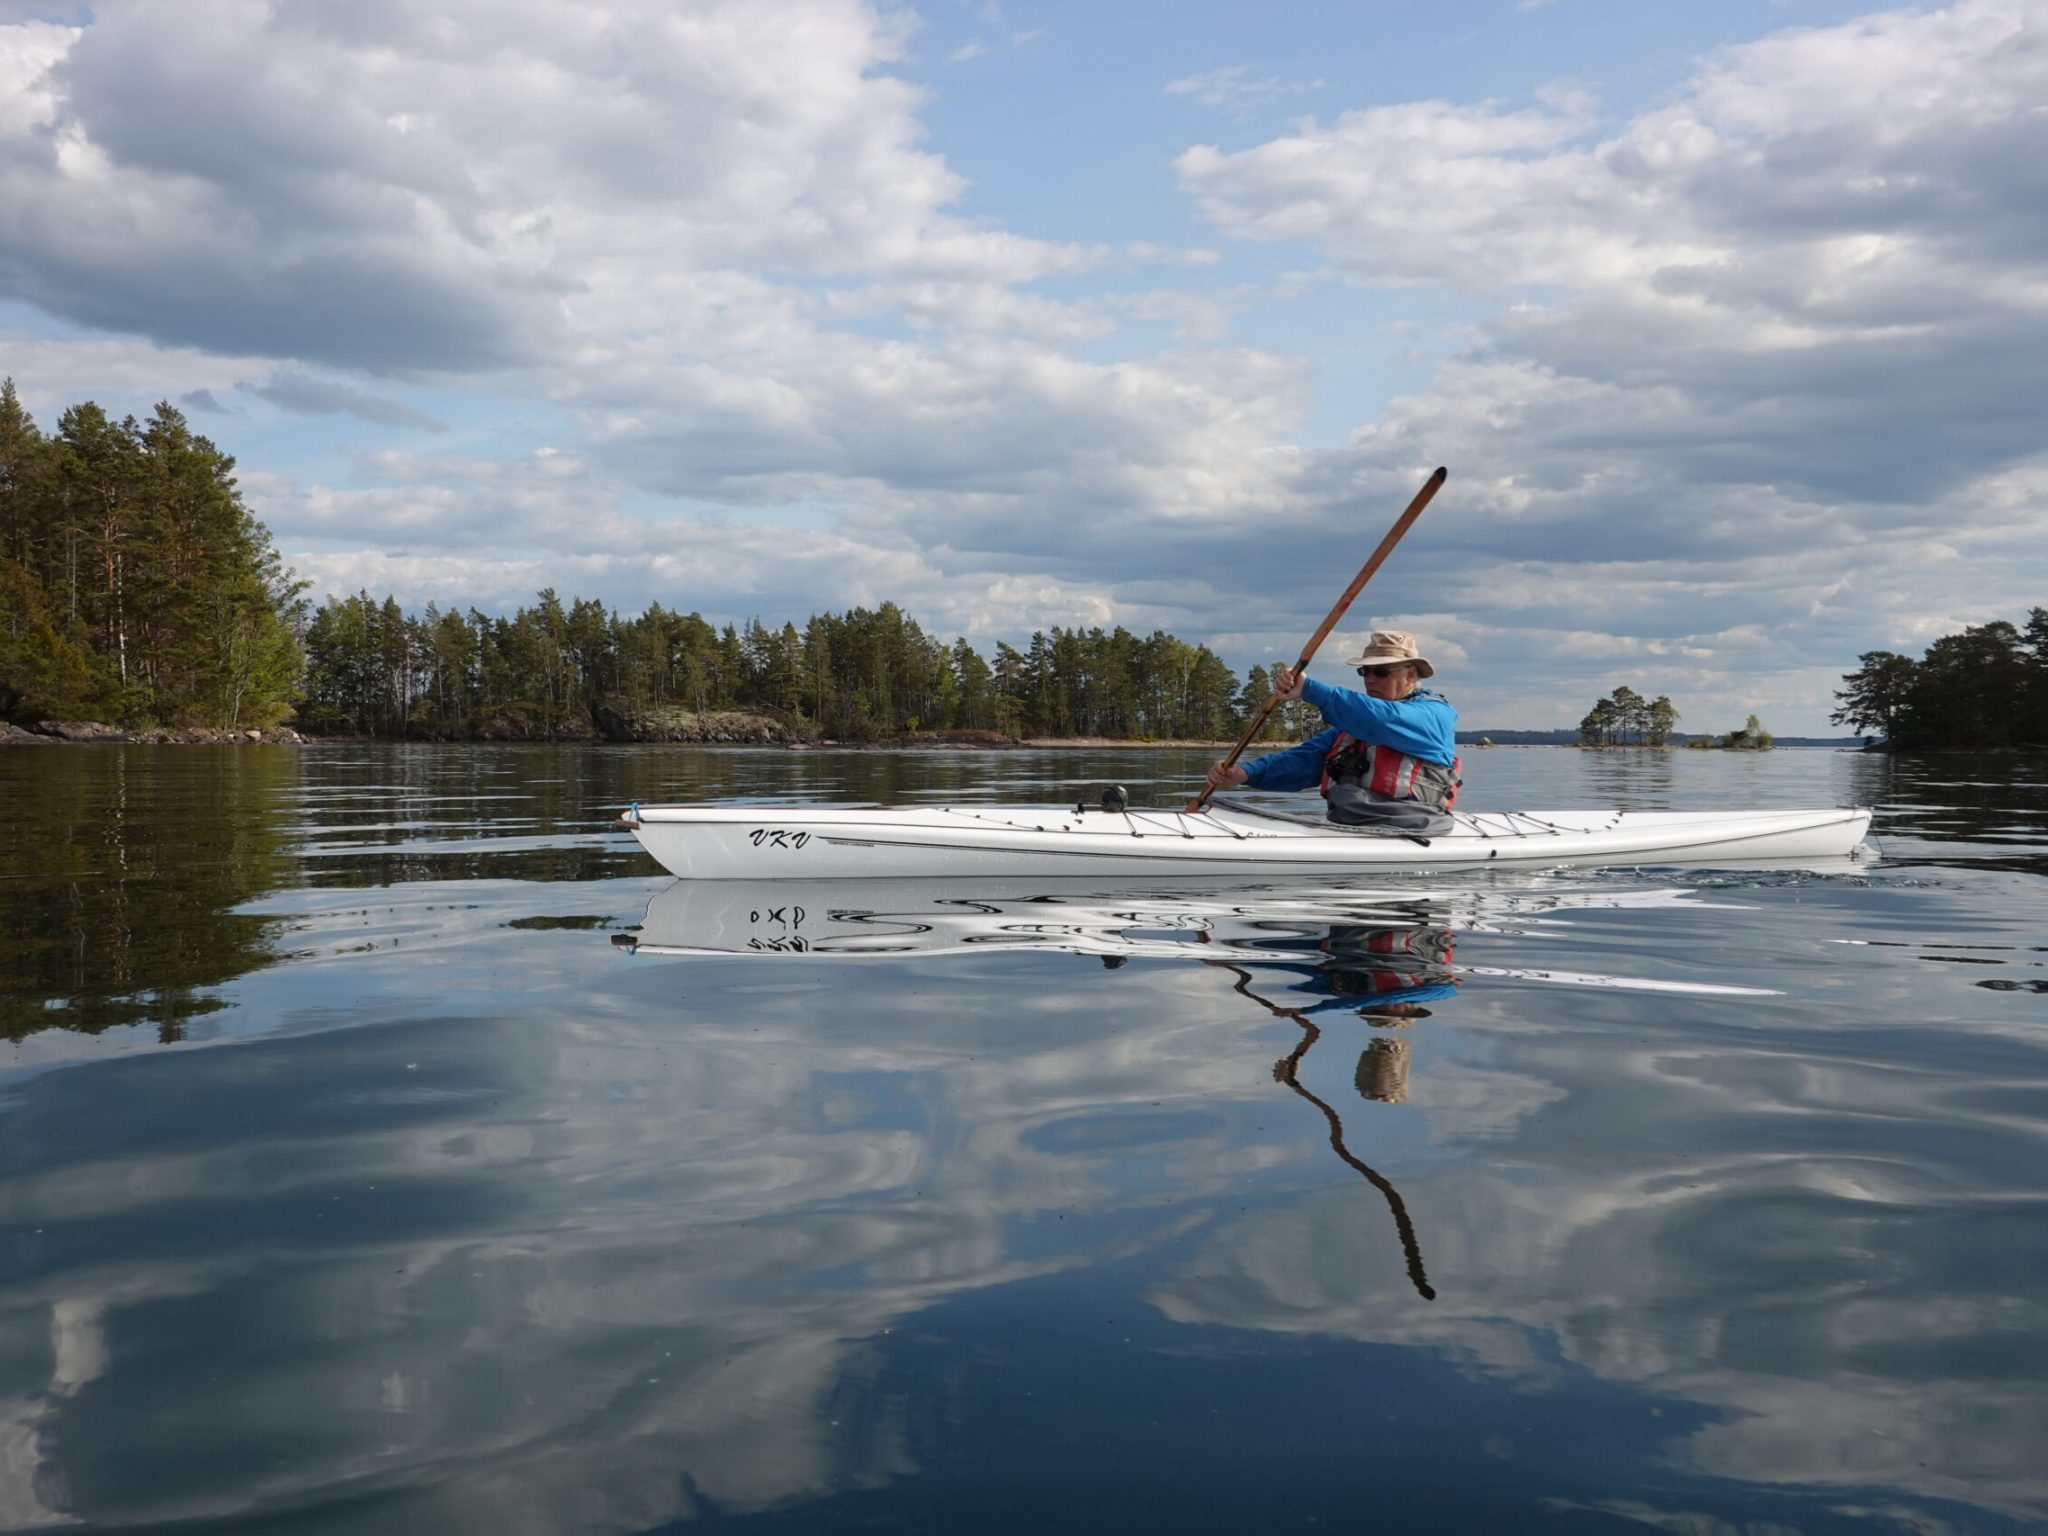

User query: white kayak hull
[621,800,1874,880]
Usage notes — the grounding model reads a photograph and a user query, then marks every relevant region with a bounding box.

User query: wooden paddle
[1185,465,1448,813]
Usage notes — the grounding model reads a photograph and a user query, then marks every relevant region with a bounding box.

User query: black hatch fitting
[1076,785,1131,814]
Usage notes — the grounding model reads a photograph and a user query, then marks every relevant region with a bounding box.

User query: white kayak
[619,798,1874,880]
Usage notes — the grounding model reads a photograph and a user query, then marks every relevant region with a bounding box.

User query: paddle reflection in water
[1203,928,1455,1302]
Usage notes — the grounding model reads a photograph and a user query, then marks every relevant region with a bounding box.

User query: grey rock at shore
[31,720,132,742]
[592,704,816,745]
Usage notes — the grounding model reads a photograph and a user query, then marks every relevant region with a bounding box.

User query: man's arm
[1242,727,1342,791]
[1299,678,1456,763]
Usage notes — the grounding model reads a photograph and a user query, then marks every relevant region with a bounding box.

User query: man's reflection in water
[1234,920,1462,1103]
[1209,919,1461,1302]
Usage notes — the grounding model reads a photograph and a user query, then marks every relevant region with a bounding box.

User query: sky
[2,0,2044,735]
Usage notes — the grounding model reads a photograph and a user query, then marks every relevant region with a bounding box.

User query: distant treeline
[299,589,1306,742]
[1,380,304,728]
[1834,609,2048,750]
[1467,728,1859,748]
[0,379,1311,743]
[1461,729,1581,745]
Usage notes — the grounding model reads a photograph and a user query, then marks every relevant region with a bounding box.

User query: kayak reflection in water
[1203,630,1459,836]
[1208,918,1463,1301]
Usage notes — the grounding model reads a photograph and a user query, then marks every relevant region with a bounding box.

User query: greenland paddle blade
[1186,465,1448,813]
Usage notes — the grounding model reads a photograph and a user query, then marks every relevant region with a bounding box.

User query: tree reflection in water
[0,748,296,1042]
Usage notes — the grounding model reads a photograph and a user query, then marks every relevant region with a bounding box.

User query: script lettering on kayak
[746,828,813,849]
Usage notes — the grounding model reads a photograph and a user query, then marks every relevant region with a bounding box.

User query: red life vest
[1318,734,1461,810]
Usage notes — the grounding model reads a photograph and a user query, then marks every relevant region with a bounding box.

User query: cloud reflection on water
[5,874,1730,1530]
[1149,992,2048,1525]
[4,751,2046,1532]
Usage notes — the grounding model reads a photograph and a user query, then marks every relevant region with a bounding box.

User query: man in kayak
[1203,631,1459,834]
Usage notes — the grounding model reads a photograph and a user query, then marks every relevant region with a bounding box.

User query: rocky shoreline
[2,715,1252,749]
[2,720,308,746]
[1,706,805,747]
[1,710,1284,751]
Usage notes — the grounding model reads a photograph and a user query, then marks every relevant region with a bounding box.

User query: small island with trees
[1578,686,1682,747]
[1575,686,1775,750]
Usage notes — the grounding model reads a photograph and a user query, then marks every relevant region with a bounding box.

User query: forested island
[1576,686,1683,746]
[1571,687,1806,749]
[1833,612,2048,750]
[1,381,1315,745]
[11,380,2040,752]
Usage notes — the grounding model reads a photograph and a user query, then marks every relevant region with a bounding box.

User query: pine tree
[1831,651,1917,741]
[952,638,994,731]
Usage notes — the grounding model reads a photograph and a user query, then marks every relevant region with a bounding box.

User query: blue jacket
[1242,678,1457,793]
[1294,979,1462,1013]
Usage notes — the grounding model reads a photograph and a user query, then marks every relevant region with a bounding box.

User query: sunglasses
[1357,664,1409,679]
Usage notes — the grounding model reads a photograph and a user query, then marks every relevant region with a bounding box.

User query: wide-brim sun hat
[1345,630,1435,679]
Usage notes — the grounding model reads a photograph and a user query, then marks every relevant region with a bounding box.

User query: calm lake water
[3,743,2046,1534]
